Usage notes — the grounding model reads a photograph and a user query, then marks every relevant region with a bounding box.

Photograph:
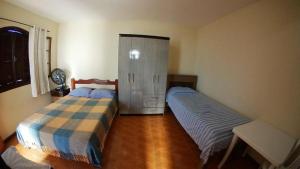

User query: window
[0,26,30,93]
[46,37,52,76]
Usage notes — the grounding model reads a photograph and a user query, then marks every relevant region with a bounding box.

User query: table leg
[261,160,275,169]
[218,134,239,169]
[268,165,275,169]
[242,146,250,157]
[261,161,269,169]
[198,161,205,169]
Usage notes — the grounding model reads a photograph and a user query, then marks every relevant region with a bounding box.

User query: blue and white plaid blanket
[16,95,117,167]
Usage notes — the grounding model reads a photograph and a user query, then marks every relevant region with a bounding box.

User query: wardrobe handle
[132,73,135,83]
[128,73,131,83]
[153,75,155,83]
[157,74,160,83]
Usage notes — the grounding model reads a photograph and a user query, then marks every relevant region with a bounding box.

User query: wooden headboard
[167,74,198,90]
[71,78,118,94]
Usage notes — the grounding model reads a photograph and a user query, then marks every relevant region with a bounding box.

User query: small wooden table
[218,120,296,169]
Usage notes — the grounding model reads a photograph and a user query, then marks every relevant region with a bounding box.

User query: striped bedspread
[167,87,250,164]
[16,95,117,167]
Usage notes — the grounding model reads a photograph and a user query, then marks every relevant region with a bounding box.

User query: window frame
[0,26,30,93]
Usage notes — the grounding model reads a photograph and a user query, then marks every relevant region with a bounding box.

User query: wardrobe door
[129,37,144,114]
[142,38,157,108]
[155,39,169,98]
[118,37,132,114]
[142,39,169,114]
[149,39,169,114]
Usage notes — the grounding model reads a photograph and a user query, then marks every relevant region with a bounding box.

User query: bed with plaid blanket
[16,95,117,167]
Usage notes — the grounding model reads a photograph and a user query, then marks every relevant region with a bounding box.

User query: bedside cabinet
[50,88,70,102]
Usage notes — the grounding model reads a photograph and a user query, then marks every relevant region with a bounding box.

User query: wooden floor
[6,111,258,169]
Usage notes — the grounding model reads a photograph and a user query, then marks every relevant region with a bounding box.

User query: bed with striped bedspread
[166,87,250,164]
[16,95,117,167]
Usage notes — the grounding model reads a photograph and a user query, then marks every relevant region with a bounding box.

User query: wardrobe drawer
[142,107,164,114]
[143,96,165,107]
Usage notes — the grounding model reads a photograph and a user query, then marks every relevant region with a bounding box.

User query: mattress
[167,87,250,164]
[16,95,117,167]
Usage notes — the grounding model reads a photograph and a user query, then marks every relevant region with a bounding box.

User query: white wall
[195,0,300,138]
[58,3,300,139]
[57,20,197,85]
[0,0,58,139]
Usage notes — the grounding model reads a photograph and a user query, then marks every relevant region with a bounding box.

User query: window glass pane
[14,31,29,84]
[0,26,30,92]
[0,29,14,88]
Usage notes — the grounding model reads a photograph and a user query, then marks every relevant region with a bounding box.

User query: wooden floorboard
[6,111,258,169]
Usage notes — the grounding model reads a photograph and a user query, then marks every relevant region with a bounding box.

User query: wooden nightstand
[0,136,4,153]
[50,88,70,102]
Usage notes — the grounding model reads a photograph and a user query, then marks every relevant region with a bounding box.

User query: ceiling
[6,0,257,27]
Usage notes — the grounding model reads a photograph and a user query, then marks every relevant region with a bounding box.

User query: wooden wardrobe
[118,34,169,114]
